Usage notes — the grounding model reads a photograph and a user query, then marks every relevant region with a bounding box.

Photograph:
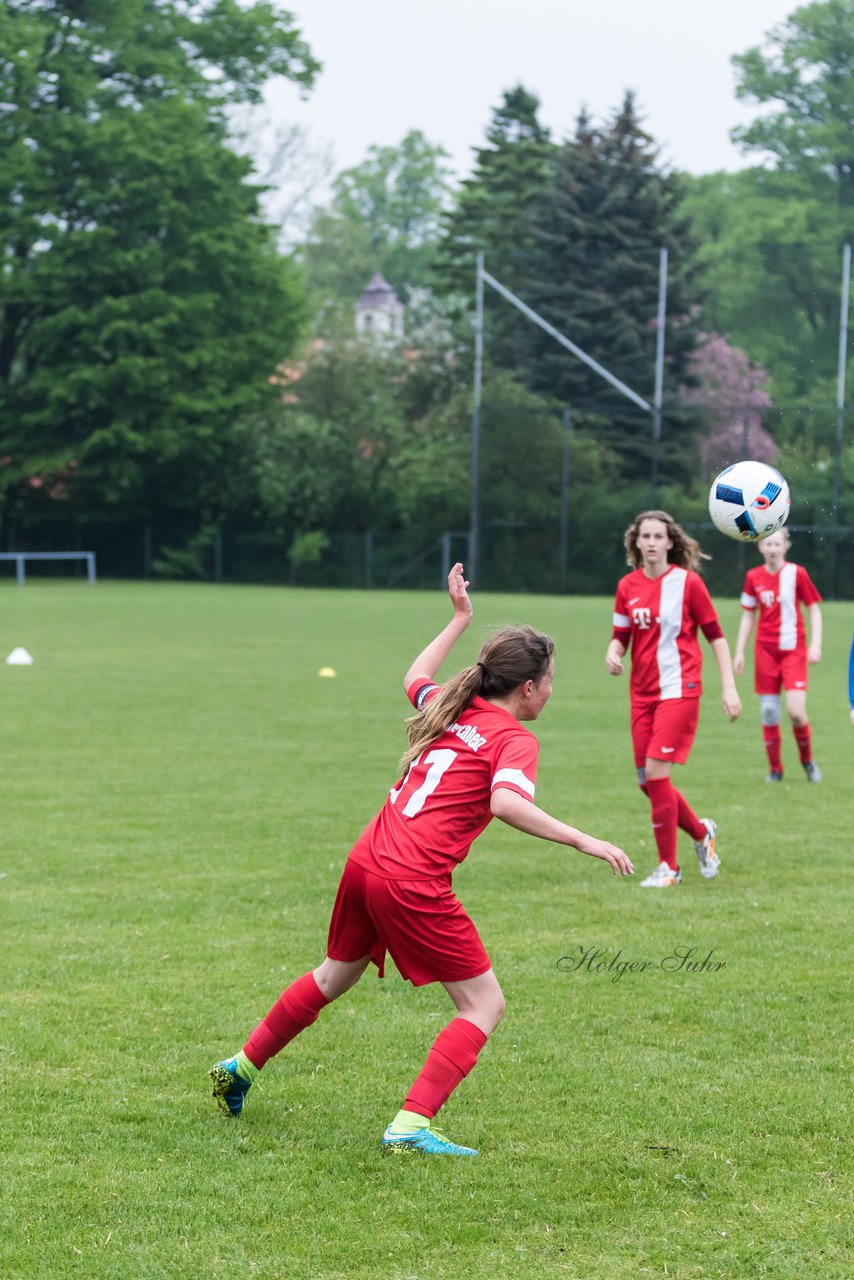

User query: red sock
[645,777,678,870]
[643,779,705,842]
[763,725,783,772]
[243,971,331,1069]
[672,787,706,842]
[793,723,812,764]
[403,1017,488,1120]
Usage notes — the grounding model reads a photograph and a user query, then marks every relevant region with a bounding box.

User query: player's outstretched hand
[580,838,634,877]
[448,561,472,619]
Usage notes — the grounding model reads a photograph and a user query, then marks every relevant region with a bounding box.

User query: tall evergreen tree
[433,86,558,369]
[521,94,701,480]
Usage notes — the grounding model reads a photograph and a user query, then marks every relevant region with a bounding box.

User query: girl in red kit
[605,511,742,888]
[733,529,823,782]
[210,564,632,1156]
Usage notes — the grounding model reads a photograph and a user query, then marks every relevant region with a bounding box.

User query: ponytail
[400,625,554,772]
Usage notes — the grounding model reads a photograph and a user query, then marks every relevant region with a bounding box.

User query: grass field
[1,580,852,1280]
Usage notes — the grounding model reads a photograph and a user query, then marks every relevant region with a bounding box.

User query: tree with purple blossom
[683,333,777,477]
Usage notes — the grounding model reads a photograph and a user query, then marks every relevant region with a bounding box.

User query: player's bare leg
[382,970,505,1156]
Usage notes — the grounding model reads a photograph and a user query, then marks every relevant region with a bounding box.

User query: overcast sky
[265,0,797,182]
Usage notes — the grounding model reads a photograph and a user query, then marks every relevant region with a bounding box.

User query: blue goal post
[0,552,97,585]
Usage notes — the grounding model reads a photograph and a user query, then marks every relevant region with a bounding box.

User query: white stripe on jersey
[491,767,535,798]
[778,563,797,650]
[613,611,631,627]
[658,567,687,700]
[740,591,757,609]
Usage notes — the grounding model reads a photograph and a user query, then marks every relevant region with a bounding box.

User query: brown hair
[624,509,710,573]
[400,624,555,773]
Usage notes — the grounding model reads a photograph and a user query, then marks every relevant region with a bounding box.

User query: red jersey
[740,562,821,652]
[348,681,539,880]
[612,566,723,702]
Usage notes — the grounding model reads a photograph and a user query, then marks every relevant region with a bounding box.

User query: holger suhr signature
[557,944,727,983]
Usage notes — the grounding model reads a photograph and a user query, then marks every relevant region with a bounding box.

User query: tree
[228,113,335,250]
[683,0,854,399]
[300,130,453,334]
[733,0,854,200]
[0,0,318,527]
[433,86,558,368]
[681,168,844,400]
[435,86,556,288]
[521,94,702,480]
[681,333,776,474]
[233,337,430,550]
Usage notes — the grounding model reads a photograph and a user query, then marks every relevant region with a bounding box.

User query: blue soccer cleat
[209,1057,252,1117]
[381,1124,478,1156]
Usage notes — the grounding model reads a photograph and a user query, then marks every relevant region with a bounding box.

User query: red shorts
[754,644,808,695]
[631,697,700,767]
[326,857,491,988]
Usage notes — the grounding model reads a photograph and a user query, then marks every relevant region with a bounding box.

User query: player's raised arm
[403,562,473,690]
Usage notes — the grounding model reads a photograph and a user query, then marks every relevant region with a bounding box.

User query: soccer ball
[708,460,791,542]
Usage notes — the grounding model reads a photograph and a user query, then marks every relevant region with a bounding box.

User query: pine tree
[521,93,702,481]
[433,86,558,369]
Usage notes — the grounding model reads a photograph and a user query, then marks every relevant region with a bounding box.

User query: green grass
[1,580,852,1280]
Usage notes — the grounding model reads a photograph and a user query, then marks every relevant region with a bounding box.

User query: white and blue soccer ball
[708,460,791,543]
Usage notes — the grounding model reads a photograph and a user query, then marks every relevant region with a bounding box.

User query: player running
[210,564,632,1156]
[732,530,823,782]
[605,510,741,889]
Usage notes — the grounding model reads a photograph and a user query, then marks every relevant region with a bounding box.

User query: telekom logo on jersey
[632,607,653,630]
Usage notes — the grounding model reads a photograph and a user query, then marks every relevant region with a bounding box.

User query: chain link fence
[1,516,850,600]
[1,400,851,597]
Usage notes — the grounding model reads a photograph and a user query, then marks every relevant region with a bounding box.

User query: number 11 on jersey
[390,749,457,817]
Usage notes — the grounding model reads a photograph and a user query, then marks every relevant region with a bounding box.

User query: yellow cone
[317,666,336,678]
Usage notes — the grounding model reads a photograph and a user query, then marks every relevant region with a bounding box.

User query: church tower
[355,273,404,340]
